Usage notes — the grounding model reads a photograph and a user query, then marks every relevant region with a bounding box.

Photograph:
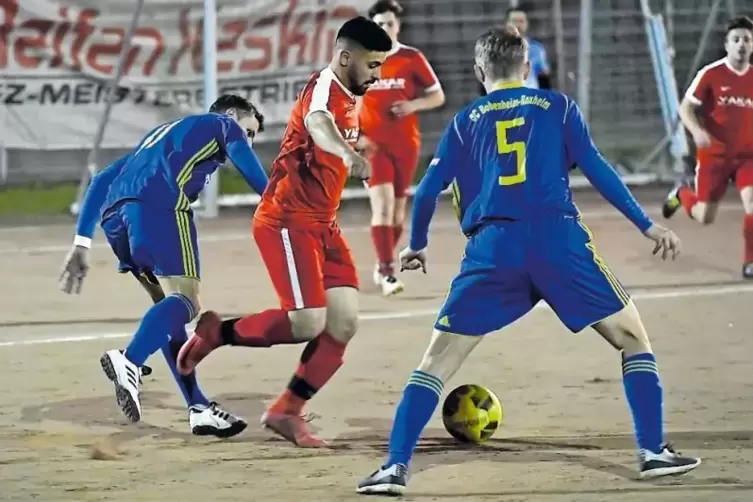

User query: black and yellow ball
[442,384,503,444]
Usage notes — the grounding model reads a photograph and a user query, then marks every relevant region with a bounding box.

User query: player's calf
[358,329,481,495]
[104,283,199,423]
[369,184,405,295]
[591,302,701,479]
[177,307,324,375]
[262,288,359,446]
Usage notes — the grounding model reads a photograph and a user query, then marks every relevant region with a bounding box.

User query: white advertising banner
[0,0,371,148]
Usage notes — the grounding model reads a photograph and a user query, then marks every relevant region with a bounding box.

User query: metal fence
[1,0,750,186]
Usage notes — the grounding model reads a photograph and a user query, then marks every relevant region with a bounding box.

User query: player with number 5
[358,26,699,496]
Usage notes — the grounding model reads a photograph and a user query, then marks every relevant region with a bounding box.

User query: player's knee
[288,308,327,341]
[416,330,480,382]
[369,185,395,224]
[699,211,716,225]
[185,294,200,320]
[592,302,652,356]
[326,309,359,344]
[161,276,200,320]
[693,203,717,224]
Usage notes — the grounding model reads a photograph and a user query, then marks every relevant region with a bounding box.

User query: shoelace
[394,464,408,477]
[119,350,152,382]
[207,402,232,421]
[663,443,678,455]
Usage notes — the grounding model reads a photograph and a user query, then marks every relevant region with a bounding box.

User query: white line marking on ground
[0,204,743,256]
[1,284,751,349]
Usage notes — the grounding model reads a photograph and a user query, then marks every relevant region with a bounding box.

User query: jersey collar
[491,81,524,91]
[322,67,355,98]
[724,58,751,76]
[386,41,403,57]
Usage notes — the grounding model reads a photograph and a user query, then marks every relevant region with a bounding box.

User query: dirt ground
[1,188,753,502]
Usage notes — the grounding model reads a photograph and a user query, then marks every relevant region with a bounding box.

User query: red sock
[744,215,753,264]
[678,186,698,216]
[269,333,346,415]
[371,225,395,275]
[393,225,403,247]
[222,309,297,347]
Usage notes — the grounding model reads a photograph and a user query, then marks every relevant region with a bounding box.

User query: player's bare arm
[390,87,445,118]
[305,111,370,179]
[678,96,712,148]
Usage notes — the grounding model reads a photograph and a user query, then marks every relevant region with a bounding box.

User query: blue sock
[160,327,210,408]
[622,352,664,453]
[125,294,195,367]
[386,370,444,467]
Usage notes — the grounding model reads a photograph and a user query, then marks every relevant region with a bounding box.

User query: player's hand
[59,245,90,294]
[355,135,377,157]
[643,224,681,260]
[692,129,712,149]
[398,247,427,273]
[390,100,417,118]
[343,150,370,180]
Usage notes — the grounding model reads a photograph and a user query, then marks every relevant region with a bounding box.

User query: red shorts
[252,219,359,311]
[367,142,420,197]
[695,153,753,202]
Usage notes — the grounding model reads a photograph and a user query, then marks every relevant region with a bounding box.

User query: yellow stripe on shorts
[575,215,630,306]
[170,139,219,277]
[451,179,462,222]
[176,210,197,278]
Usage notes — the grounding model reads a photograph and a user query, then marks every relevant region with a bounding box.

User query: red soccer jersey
[359,44,441,147]
[686,58,753,157]
[255,68,359,227]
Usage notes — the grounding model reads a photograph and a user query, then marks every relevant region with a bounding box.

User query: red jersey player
[663,16,753,278]
[176,17,392,447]
[359,0,445,296]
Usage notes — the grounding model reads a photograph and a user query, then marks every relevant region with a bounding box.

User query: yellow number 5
[496,118,526,186]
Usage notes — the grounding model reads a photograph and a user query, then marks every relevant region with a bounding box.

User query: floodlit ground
[1,188,752,501]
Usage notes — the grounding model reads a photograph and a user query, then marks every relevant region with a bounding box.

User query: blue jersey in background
[525,39,550,89]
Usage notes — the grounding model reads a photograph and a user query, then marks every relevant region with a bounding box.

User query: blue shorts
[435,215,629,335]
[101,201,200,279]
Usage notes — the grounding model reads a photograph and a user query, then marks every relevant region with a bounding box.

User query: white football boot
[100,349,142,422]
[639,444,701,479]
[373,264,405,297]
[189,402,248,438]
[357,463,409,495]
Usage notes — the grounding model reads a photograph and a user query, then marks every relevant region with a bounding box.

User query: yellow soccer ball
[442,384,503,444]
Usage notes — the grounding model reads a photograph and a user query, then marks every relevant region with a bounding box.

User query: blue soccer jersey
[410,83,652,251]
[410,82,655,335]
[103,113,266,213]
[74,112,268,279]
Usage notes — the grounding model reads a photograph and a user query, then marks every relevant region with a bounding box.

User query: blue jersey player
[58,95,268,437]
[358,27,700,496]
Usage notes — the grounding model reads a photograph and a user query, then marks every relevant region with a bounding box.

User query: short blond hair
[475,25,528,80]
